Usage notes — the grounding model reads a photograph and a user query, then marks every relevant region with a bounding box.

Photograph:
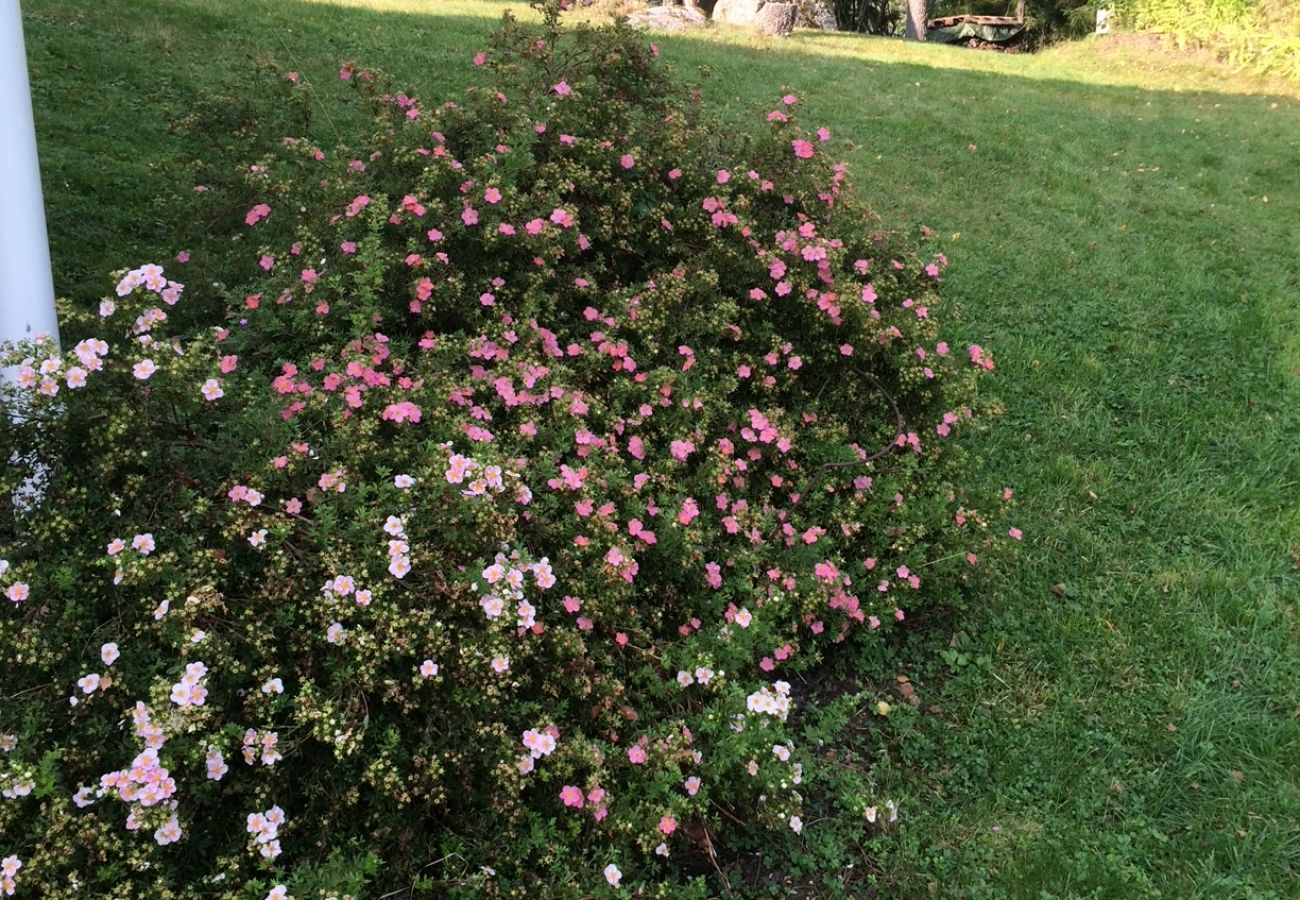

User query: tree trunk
[905,0,928,40]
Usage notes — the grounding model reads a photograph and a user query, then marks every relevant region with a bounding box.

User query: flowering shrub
[0,2,1016,895]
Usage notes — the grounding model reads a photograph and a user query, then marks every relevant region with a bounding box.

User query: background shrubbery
[1112,0,1300,77]
[0,3,1012,895]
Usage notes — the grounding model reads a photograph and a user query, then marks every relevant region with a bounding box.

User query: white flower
[603,863,622,886]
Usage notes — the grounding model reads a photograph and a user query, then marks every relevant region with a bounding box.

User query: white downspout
[0,0,59,357]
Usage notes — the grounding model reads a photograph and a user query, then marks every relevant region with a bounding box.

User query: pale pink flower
[154,815,182,845]
[132,359,157,380]
[101,643,120,666]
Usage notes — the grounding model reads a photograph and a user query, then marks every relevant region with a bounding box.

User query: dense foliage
[1112,0,1300,76]
[0,3,1014,896]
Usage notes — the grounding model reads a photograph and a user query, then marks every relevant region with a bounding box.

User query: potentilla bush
[0,3,1017,896]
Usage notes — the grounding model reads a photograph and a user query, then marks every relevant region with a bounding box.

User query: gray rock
[626,4,710,30]
[712,0,768,26]
[754,1,798,35]
[796,0,837,30]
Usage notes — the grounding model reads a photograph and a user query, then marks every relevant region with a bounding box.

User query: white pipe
[0,0,59,356]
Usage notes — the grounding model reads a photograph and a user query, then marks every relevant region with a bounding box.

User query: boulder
[754,1,798,35]
[626,4,710,30]
[712,0,767,26]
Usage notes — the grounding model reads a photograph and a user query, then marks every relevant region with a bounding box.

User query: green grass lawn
[23,1,1300,895]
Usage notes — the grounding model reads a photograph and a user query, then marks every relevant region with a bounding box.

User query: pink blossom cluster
[746,681,793,720]
[169,661,209,708]
[246,804,287,859]
[242,728,282,766]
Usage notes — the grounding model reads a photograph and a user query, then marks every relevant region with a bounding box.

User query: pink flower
[1008,527,1023,541]
[132,359,157,380]
[791,140,814,159]
[560,785,585,808]
[705,561,722,589]
[670,439,694,461]
[553,81,572,97]
[659,816,677,835]
[620,154,635,169]
[381,401,422,423]
[484,187,502,204]
[244,203,271,226]
[813,560,839,580]
[462,207,479,226]
[627,744,647,765]
[684,776,702,796]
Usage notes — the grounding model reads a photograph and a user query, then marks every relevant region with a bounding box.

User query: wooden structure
[927,0,1025,29]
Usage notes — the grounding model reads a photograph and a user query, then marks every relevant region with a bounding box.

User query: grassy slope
[24,1,1300,895]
